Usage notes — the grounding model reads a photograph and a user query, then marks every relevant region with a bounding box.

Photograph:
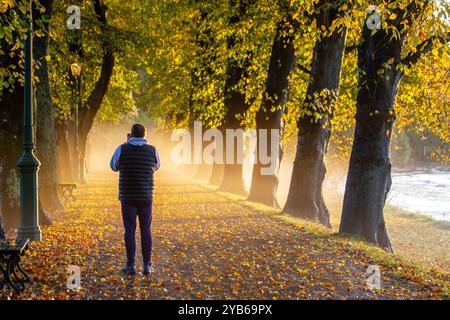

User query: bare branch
[345,45,358,54]
[296,62,311,76]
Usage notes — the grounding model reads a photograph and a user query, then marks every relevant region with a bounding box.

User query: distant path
[3,171,448,299]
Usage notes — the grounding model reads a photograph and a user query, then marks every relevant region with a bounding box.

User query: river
[388,168,450,222]
[274,164,450,223]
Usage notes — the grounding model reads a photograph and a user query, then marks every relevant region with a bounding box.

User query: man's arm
[154,149,161,171]
[110,145,122,172]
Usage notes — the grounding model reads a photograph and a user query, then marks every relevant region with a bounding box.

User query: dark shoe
[121,264,136,275]
[143,263,153,275]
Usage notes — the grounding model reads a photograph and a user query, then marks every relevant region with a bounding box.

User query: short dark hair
[131,123,146,138]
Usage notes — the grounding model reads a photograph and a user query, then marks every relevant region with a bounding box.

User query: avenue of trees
[0,0,448,251]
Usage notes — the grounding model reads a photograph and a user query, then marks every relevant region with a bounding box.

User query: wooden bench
[0,239,30,294]
[58,183,78,202]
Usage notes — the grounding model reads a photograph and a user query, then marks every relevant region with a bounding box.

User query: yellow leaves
[56,292,68,300]
[195,292,204,299]
[339,4,348,12]
[0,0,14,13]
[230,283,240,291]
[34,30,45,38]
[419,30,426,41]
[389,13,397,20]
[0,3,8,13]
[323,282,334,287]
[11,42,20,51]
[296,268,309,275]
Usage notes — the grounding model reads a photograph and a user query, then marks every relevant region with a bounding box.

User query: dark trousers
[121,201,153,266]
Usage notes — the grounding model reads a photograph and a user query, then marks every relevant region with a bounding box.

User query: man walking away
[110,123,160,275]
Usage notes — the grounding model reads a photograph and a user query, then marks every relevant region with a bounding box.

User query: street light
[70,63,81,182]
[17,0,41,241]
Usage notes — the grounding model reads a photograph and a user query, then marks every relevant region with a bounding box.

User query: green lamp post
[70,62,81,182]
[17,1,42,242]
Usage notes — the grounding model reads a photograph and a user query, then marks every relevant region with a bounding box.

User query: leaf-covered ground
[1,171,449,300]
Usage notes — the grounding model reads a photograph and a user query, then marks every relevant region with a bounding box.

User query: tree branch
[78,0,115,137]
[401,32,450,68]
[345,44,358,54]
[296,62,311,76]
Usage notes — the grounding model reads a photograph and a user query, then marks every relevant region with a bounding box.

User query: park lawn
[1,170,448,300]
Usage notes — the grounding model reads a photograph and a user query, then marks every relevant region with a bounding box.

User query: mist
[86,123,348,210]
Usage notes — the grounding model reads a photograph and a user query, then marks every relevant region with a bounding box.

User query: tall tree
[77,0,114,183]
[0,0,54,231]
[340,0,449,250]
[34,0,64,212]
[190,1,223,181]
[50,0,146,183]
[283,1,347,226]
[247,1,299,207]
[0,24,23,229]
[218,0,254,194]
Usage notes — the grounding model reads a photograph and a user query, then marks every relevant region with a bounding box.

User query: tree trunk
[221,164,246,194]
[77,0,115,183]
[209,163,224,185]
[192,164,213,181]
[33,0,63,212]
[247,18,297,207]
[220,120,246,195]
[284,118,333,225]
[339,13,403,252]
[340,105,396,251]
[56,120,73,182]
[283,3,347,227]
[0,135,22,231]
[0,7,26,232]
[340,1,444,251]
[192,126,212,181]
[0,213,4,240]
[0,4,55,232]
[218,0,253,195]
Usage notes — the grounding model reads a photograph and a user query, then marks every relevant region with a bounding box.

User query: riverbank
[324,192,450,274]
